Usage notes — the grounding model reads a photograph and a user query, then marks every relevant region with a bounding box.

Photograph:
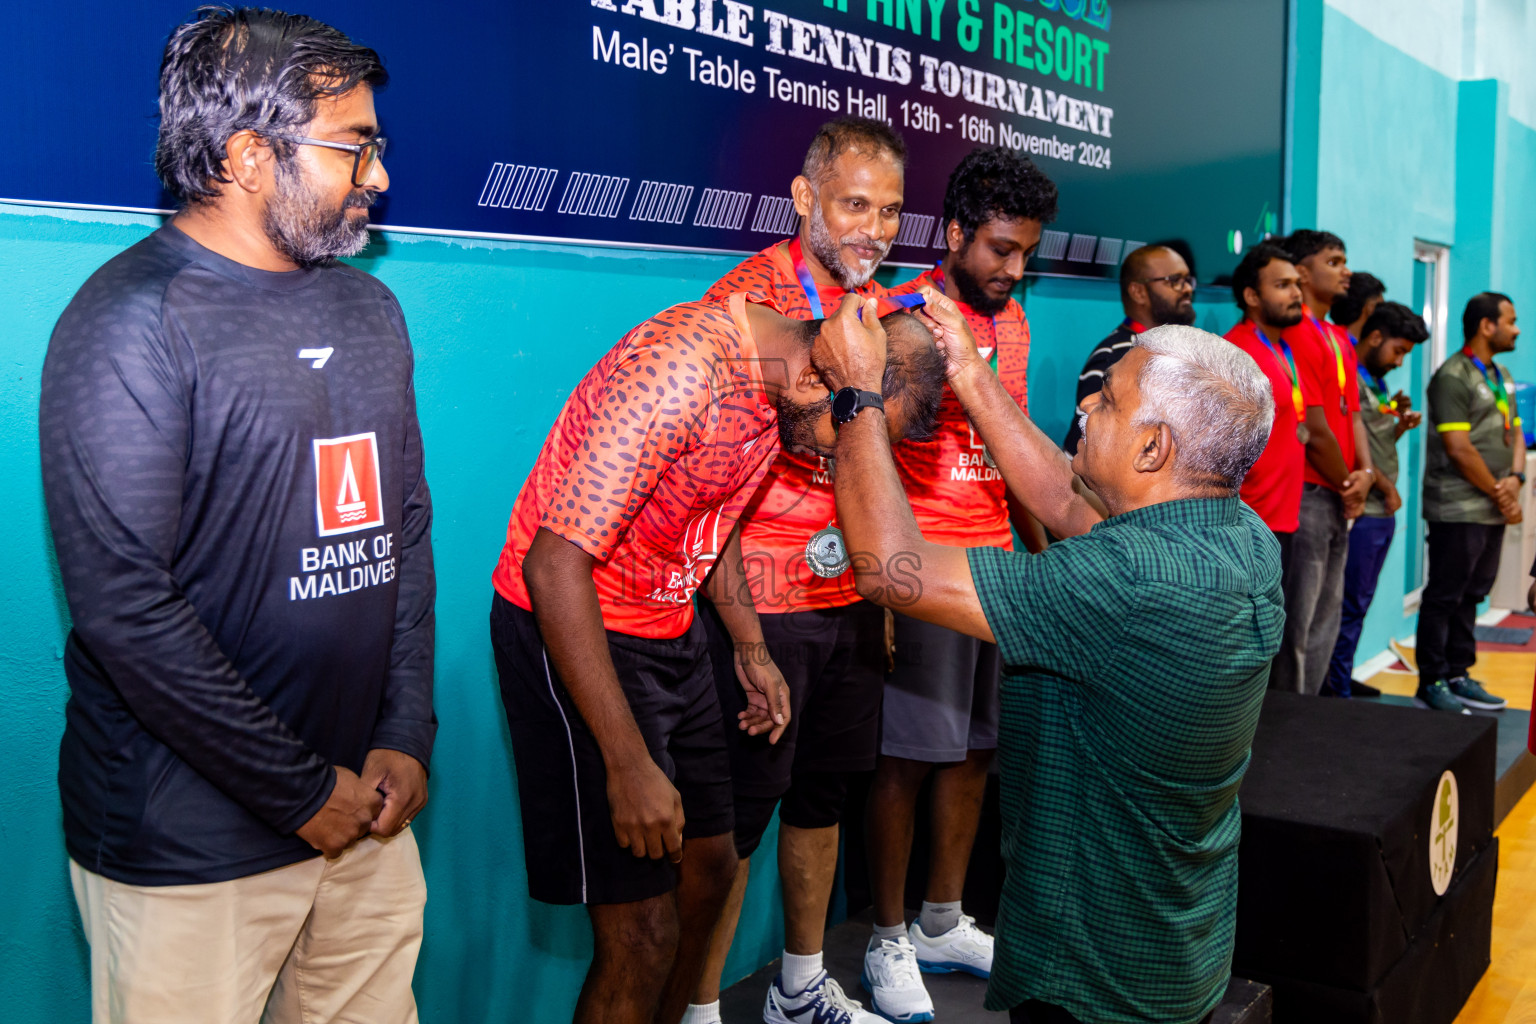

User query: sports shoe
[764,970,883,1024]
[861,936,934,1023]
[1448,675,1507,710]
[1414,680,1471,714]
[909,914,993,979]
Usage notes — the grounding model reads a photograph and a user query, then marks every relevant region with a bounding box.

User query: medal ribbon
[1254,324,1306,423]
[1307,311,1348,392]
[1463,347,1513,430]
[1357,365,1397,416]
[1124,317,1148,333]
[930,263,999,373]
[788,236,829,319]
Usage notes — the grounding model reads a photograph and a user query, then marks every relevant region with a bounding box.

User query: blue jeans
[1325,515,1396,696]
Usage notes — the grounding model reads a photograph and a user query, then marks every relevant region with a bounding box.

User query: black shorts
[491,594,734,906]
[702,601,885,857]
[882,611,1000,762]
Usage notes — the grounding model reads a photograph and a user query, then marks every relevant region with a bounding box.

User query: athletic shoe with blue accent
[861,936,934,1023]
[1414,680,1471,714]
[908,914,993,979]
[1448,675,1507,710]
[763,969,882,1024]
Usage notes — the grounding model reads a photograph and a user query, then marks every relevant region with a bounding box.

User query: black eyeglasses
[264,134,387,187]
[1139,273,1198,291]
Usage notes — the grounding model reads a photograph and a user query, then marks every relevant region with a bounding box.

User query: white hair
[1131,325,1275,490]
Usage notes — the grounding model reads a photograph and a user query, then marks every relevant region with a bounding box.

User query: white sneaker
[861,936,935,1023]
[764,969,883,1024]
[908,914,994,979]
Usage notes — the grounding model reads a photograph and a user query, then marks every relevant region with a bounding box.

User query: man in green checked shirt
[1416,292,1524,714]
[812,287,1283,1024]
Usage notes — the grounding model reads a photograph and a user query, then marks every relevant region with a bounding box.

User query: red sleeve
[538,327,715,562]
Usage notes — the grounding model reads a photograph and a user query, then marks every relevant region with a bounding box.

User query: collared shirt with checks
[967,496,1283,1023]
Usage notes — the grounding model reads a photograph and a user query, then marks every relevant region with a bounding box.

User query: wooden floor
[1453,788,1536,1023]
[1360,641,1536,1023]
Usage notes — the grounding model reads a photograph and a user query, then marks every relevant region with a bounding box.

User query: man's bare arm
[833,411,994,642]
[522,527,684,862]
[917,286,1102,538]
[701,524,790,742]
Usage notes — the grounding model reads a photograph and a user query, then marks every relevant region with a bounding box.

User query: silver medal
[1297,423,1310,445]
[805,524,850,578]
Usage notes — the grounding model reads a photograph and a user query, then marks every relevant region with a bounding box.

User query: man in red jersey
[1226,243,1311,576]
[491,292,944,1024]
[853,146,1058,1024]
[687,116,910,1024]
[1272,230,1375,694]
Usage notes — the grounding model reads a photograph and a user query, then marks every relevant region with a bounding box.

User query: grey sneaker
[1448,676,1507,710]
[1414,680,1472,714]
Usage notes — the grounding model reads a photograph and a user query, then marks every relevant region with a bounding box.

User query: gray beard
[805,199,885,290]
[262,159,374,268]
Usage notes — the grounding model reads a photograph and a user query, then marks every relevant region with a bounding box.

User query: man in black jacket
[39,10,434,1022]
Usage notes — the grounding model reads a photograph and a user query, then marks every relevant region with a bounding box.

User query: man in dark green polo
[1417,292,1524,713]
[813,288,1283,1024]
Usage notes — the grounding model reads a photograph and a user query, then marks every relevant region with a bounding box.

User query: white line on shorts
[542,647,588,904]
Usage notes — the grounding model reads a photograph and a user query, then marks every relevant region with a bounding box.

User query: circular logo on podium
[1429,769,1459,896]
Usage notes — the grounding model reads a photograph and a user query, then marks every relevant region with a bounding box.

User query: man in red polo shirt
[857,145,1057,1023]
[1272,230,1374,694]
[688,116,909,1024]
[1226,242,1311,574]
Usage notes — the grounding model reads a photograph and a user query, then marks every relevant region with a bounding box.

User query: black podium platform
[1234,693,1499,1024]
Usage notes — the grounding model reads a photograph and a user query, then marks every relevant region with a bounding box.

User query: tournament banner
[0,0,1284,277]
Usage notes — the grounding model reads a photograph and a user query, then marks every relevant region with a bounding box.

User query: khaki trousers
[71,829,425,1024]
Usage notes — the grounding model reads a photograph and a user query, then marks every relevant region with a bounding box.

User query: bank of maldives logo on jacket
[314,433,385,536]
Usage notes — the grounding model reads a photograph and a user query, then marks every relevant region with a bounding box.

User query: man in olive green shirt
[812,289,1283,1024]
[1325,301,1427,696]
[1417,292,1524,713]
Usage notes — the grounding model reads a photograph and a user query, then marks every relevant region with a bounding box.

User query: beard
[950,247,1013,316]
[262,158,375,268]
[776,392,833,456]
[806,198,888,290]
[1149,288,1197,326]
[1263,296,1305,329]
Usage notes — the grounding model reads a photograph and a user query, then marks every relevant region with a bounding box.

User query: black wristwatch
[831,387,884,427]
[1515,471,1527,485]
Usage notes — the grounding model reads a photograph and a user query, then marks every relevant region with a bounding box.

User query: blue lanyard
[788,236,826,318]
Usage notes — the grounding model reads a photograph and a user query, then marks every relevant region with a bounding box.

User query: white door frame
[1404,240,1452,612]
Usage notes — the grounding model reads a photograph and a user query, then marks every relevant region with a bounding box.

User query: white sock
[872,921,907,942]
[781,949,824,996]
[680,1001,721,1024]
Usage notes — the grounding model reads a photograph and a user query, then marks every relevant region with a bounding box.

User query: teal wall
[1295,5,1536,668]
[7,6,1536,1018]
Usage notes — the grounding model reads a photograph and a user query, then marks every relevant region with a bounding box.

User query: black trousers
[1416,521,1505,687]
[1008,1001,1212,1024]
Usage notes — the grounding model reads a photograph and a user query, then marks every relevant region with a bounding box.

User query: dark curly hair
[1281,228,1345,265]
[1361,301,1428,345]
[941,146,1058,242]
[156,7,387,205]
[801,116,907,186]
[1229,242,1294,310]
[1330,271,1385,326]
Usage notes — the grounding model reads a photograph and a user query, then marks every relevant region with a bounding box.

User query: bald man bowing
[812,290,1284,1024]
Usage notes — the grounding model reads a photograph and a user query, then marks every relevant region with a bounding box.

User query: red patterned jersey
[492,293,780,638]
[885,268,1030,548]
[702,241,887,611]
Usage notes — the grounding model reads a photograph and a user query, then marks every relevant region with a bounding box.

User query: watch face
[832,388,859,423]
